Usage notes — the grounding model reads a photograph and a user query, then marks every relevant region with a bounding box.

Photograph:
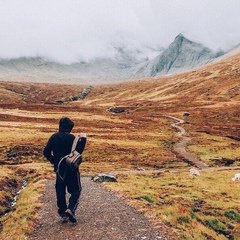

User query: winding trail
[167,116,239,172]
[109,115,239,176]
[168,116,208,169]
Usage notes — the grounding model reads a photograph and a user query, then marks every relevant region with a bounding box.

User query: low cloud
[0,0,239,63]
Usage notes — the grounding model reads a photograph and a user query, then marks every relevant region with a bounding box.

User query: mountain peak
[174,33,185,40]
[135,34,219,78]
[173,33,193,46]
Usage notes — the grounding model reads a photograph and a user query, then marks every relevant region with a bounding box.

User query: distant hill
[134,34,224,78]
[0,47,157,84]
[0,34,228,84]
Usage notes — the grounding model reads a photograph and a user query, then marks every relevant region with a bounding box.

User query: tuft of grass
[134,196,154,203]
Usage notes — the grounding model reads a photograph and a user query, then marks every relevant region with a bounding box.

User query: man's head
[59,117,74,132]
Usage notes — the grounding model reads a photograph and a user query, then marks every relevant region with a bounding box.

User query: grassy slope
[105,170,240,239]
[0,49,239,239]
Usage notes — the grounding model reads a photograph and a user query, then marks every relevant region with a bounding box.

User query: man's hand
[79,133,87,138]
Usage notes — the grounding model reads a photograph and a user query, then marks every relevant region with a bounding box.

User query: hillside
[0,47,239,137]
[0,46,239,139]
[85,47,240,138]
[0,45,239,240]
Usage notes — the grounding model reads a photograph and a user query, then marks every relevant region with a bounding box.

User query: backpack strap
[71,136,80,152]
[57,156,67,181]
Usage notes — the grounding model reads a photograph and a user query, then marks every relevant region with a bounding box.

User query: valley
[0,48,239,239]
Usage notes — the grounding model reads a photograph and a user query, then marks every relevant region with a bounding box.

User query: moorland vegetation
[0,50,239,239]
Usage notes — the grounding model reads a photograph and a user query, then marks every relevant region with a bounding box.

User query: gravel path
[28,177,170,240]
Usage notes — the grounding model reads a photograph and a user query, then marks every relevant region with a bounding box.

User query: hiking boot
[58,210,68,223]
[62,214,68,223]
[65,209,77,223]
[61,213,68,223]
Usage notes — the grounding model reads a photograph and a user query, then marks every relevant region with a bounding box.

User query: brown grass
[105,170,240,239]
[0,49,240,238]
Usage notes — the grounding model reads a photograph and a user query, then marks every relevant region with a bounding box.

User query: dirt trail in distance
[109,115,240,176]
[168,116,208,169]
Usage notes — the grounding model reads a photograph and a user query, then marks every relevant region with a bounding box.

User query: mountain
[134,34,224,78]
[0,46,158,84]
[0,34,226,84]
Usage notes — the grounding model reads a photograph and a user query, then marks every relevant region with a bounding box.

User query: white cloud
[0,0,239,63]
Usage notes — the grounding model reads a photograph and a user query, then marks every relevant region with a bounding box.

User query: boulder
[183,112,190,116]
[108,106,126,114]
[91,174,117,182]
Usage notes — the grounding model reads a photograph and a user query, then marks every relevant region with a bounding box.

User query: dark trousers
[55,169,82,215]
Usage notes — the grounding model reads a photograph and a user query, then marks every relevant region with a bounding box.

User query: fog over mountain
[0,0,240,63]
[0,34,229,84]
[134,34,224,78]
[0,1,240,83]
[0,44,162,84]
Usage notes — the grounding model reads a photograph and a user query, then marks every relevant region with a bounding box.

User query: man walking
[43,117,87,223]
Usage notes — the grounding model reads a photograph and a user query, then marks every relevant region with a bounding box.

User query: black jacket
[43,117,86,172]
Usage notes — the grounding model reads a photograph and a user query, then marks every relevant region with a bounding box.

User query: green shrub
[206,219,227,233]
[190,211,196,219]
[225,210,240,222]
[134,195,154,203]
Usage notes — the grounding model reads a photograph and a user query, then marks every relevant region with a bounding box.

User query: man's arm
[43,136,55,164]
[76,133,87,154]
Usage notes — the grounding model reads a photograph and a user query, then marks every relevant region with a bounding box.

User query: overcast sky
[0,0,240,63]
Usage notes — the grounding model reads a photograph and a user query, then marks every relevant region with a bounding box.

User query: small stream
[11,179,27,207]
[3,179,27,217]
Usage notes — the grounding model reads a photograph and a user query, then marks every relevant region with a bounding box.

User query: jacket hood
[59,117,74,132]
